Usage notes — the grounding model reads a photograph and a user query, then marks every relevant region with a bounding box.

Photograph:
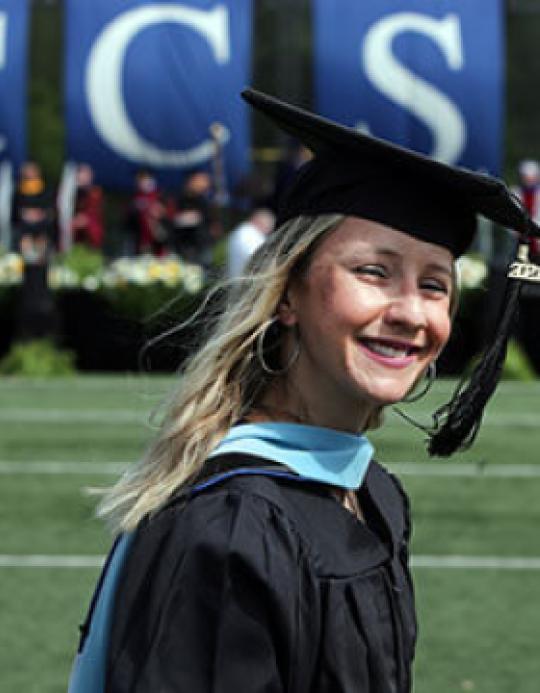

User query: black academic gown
[102,454,417,692]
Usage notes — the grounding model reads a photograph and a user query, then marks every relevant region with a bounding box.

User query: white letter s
[362,13,466,164]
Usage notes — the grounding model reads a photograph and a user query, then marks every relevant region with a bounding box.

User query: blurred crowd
[6,149,540,282]
[0,142,316,343]
[3,142,316,281]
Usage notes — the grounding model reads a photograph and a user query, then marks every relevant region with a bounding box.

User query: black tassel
[428,277,522,456]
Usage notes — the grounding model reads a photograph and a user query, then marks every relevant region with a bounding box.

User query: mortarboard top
[242,88,531,257]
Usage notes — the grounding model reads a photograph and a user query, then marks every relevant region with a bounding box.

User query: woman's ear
[277,289,298,327]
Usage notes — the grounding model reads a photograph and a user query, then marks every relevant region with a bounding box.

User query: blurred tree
[251,0,311,158]
[28,0,63,182]
[506,0,540,181]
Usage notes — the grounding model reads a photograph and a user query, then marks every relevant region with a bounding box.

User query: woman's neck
[255,378,374,433]
[245,403,306,425]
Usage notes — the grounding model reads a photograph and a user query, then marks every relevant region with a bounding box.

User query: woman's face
[279,216,454,428]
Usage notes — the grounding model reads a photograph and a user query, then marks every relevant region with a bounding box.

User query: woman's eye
[421,279,449,294]
[354,264,388,278]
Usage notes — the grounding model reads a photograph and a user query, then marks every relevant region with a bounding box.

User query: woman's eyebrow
[374,248,452,276]
[425,262,453,277]
[374,247,400,259]
[341,246,400,260]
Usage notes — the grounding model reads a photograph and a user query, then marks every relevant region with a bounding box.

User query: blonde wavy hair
[99,213,459,533]
[99,214,347,532]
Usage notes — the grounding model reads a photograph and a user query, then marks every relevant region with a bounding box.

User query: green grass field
[1,376,539,692]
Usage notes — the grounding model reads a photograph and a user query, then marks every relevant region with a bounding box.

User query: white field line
[390,463,540,478]
[0,409,539,426]
[0,378,173,390]
[411,555,540,570]
[387,412,540,427]
[2,461,540,479]
[1,553,540,570]
[0,409,148,424]
[0,461,128,474]
[0,555,105,568]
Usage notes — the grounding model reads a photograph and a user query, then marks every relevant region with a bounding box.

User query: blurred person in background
[226,206,275,278]
[271,139,313,213]
[126,169,168,256]
[69,90,537,693]
[512,159,540,262]
[71,163,105,250]
[12,160,55,260]
[170,170,214,266]
[12,161,57,340]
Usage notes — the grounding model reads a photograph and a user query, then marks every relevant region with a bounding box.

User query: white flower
[82,275,100,291]
[48,266,79,289]
[182,264,204,294]
[0,252,24,285]
[9,252,205,295]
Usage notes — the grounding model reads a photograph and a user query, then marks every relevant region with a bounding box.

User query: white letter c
[85,4,230,168]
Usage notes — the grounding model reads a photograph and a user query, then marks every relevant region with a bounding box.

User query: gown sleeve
[107,488,316,692]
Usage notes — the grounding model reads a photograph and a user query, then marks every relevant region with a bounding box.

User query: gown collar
[208,422,374,490]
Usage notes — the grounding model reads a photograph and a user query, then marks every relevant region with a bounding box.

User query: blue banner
[314,0,504,174]
[65,0,252,190]
[0,0,29,167]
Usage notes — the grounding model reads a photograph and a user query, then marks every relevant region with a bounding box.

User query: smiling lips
[357,337,423,368]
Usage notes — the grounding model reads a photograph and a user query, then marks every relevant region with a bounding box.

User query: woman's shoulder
[116,462,317,608]
[137,458,320,563]
[138,453,396,578]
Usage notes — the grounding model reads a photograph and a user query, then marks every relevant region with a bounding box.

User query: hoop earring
[401,361,436,403]
[256,317,300,376]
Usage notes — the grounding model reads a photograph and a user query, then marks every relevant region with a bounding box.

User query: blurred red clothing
[72,185,105,249]
[133,188,167,255]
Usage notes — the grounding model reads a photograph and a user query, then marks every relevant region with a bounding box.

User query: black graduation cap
[242,88,540,456]
[242,88,534,256]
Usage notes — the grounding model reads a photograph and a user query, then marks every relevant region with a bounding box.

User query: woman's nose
[383,293,427,331]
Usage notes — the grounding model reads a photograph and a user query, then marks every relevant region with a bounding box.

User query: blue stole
[209,422,374,490]
[68,533,134,693]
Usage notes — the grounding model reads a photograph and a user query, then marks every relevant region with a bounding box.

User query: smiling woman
[68,91,537,693]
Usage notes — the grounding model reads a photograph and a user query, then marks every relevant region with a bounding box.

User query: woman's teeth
[360,339,417,358]
[368,343,409,358]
